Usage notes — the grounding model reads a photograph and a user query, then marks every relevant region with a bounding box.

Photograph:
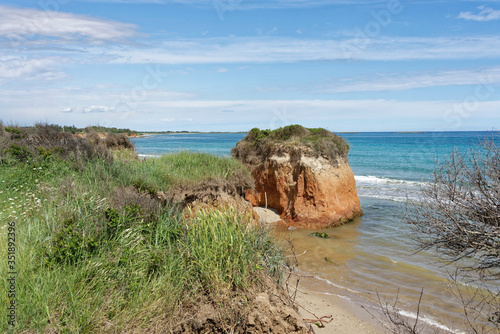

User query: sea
[131,131,499,333]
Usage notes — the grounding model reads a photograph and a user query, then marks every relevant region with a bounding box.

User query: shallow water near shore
[132,131,499,333]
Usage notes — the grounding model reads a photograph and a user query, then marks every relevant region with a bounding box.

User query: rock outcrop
[232,125,362,228]
[159,178,260,224]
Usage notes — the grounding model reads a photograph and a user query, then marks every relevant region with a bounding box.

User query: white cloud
[0,5,139,43]
[1,4,499,69]
[137,99,500,121]
[0,85,194,122]
[63,105,116,113]
[99,35,500,65]
[321,66,500,93]
[0,56,68,82]
[82,105,116,113]
[458,6,500,21]
[1,84,499,131]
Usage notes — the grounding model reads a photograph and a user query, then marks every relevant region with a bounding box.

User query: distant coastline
[139,131,247,135]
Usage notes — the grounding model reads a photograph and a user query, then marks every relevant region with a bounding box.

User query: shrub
[404,136,500,333]
[105,207,122,236]
[132,177,159,196]
[8,144,31,162]
[44,217,97,265]
[5,126,21,134]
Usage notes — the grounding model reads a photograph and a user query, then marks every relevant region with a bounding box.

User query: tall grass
[0,133,282,333]
[117,151,253,195]
[183,208,283,293]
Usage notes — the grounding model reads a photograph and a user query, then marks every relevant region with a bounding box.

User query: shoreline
[257,209,385,333]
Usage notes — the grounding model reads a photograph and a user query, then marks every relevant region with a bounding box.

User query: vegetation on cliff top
[3,123,138,136]
[127,151,252,197]
[232,124,350,165]
[0,123,134,164]
[0,123,284,333]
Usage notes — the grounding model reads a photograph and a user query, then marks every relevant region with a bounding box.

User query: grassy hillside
[0,124,283,333]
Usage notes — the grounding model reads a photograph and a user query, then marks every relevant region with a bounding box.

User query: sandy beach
[292,275,385,334]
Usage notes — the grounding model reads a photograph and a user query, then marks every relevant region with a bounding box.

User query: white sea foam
[398,310,467,334]
[319,292,352,301]
[355,175,426,187]
[358,194,408,202]
[314,276,359,295]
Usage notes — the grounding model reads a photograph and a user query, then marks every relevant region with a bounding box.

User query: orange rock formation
[242,146,362,228]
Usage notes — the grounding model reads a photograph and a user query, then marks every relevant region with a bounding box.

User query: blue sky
[1,0,499,132]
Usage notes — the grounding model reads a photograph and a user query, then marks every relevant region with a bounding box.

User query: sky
[1,0,499,132]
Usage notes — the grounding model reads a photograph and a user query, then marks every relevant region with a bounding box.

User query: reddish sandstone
[244,146,362,228]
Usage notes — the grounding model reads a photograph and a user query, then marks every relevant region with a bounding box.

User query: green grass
[119,151,252,195]
[0,135,281,333]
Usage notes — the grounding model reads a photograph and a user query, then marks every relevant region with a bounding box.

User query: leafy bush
[43,218,98,265]
[5,126,21,134]
[105,207,122,236]
[8,144,31,162]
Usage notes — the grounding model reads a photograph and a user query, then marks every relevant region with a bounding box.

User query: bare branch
[405,136,500,280]
[404,134,500,333]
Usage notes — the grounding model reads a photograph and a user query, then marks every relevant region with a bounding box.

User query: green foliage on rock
[232,124,350,165]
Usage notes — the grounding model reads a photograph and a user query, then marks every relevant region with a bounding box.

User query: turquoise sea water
[131,131,499,333]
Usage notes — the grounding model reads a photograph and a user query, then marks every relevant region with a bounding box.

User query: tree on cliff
[405,136,500,332]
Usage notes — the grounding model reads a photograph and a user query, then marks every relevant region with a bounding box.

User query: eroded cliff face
[158,179,259,225]
[243,146,362,228]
